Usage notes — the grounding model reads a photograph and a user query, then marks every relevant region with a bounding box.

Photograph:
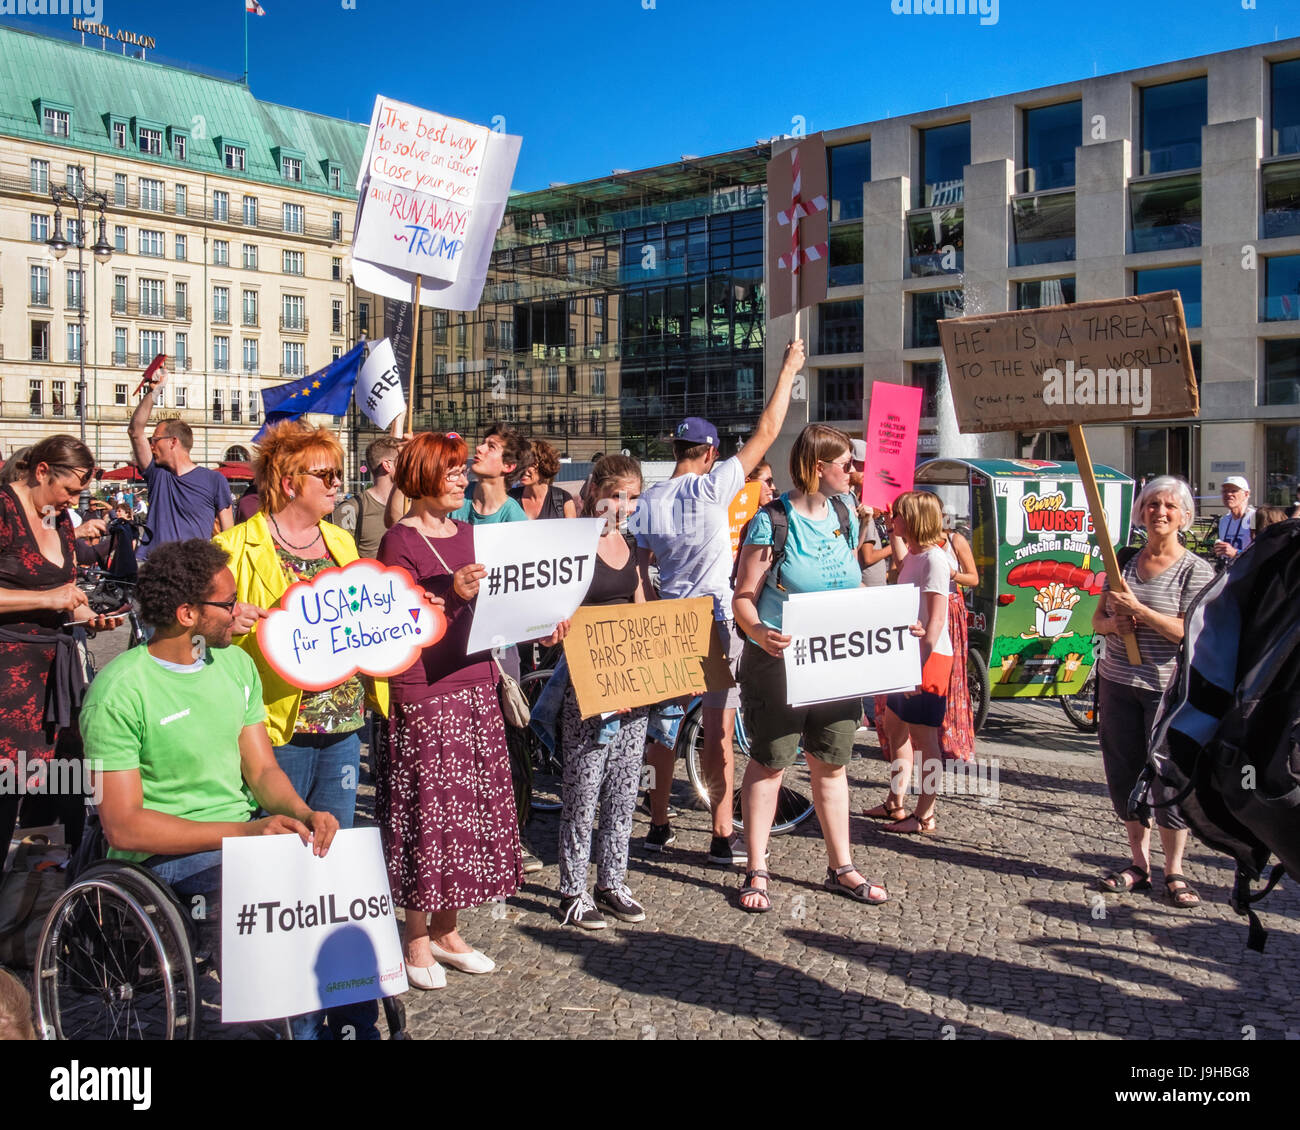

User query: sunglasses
[196,596,238,614]
[301,468,344,487]
[147,434,175,447]
[821,458,852,472]
[51,463,94,487]
[758,477,775,487]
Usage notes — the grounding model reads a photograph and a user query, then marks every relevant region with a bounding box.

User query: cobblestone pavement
[83,630,1300,1040]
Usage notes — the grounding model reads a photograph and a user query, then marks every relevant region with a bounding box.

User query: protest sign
[861,382,922,511]
[221,828,407,1023]
[466,518,603,654]
[564,597,735,718]
[728,482,762,556]
[354,338,406,430]
[258,560,446,691]
[359,98,489,206]
[767,135,829,319]
[782,586,922,707]
[937,291,1198,434]
[354,181,472,285]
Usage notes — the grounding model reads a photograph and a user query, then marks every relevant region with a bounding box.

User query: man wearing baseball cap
[634,340,806,866]
[1214,476,1255,566]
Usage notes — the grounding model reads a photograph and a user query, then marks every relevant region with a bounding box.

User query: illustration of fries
[1000,654,1020,683]
[1033,583,1081,638]
[1061,652,1084,679]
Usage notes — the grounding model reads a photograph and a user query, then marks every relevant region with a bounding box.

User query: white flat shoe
[404,960,447,990]
[427,941,495,974]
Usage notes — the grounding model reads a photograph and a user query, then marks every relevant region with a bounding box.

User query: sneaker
[708,833,748,867]
[559,891,607,930]
[521,850,543,874]
[644,822,677,852]
[595,883,647,923]
[637,797,680,820]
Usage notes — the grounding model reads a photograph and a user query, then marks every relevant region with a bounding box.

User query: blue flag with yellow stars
[254,341,367,441]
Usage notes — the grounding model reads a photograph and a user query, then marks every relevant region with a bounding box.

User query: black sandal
[1163,874,1201,907]
[737,869,772,913]
[1098,865,1151,893]
[824,864,889,905]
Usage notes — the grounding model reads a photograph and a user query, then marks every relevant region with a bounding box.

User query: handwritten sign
[728,483,762,556]
[354,338,406,429]
[354,181,470,284]
[861,382,922,511]
[937,292,1199,433]
[258,561,446,691]
[362,97,488,207]
[782,587,921,707]
[221,829,408,1023]
[564,597,735,718]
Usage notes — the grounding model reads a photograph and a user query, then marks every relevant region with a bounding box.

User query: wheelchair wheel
[682,704,816,835]
[35,867,197,1041]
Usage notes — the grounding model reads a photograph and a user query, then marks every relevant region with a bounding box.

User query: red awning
[100,465,145,482]
[217,461,254,481]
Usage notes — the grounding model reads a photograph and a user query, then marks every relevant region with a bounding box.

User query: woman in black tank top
[509,438,577,520]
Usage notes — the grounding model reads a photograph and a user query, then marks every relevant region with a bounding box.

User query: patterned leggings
[558,685,650,897]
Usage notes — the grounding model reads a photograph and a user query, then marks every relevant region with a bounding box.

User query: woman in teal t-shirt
[731,424,889,913]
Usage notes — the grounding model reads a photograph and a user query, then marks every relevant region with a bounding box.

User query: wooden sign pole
[401,273,422,438]
[1069,423,1141,666]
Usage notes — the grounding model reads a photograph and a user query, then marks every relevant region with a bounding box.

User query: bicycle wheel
[509,669,563,813]
[967,649,991,733]
[1060,666,1100,732]
[682,705,816,835]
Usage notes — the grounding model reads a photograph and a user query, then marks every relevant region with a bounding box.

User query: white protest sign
[258,560,447,689]
[782,585,922,707]
[354,338,406,429]
[355,181,471,284]
[221,828,407,1023]
[466,518,603,654]
[359,97,489,205]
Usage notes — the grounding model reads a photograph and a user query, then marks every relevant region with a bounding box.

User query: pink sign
[861,382,923,512]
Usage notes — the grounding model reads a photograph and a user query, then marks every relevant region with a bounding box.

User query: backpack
[731,495,855,593]
[1136,519,1300,951]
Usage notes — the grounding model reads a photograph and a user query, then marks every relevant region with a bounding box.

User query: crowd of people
[0,349,1292,1037]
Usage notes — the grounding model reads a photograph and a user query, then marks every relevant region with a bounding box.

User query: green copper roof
[0,25,366,198]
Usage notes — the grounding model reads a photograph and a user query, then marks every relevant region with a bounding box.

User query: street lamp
[47,167,112,447]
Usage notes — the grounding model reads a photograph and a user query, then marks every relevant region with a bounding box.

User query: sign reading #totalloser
[258,560,447,691]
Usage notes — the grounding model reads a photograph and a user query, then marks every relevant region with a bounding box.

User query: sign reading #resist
[782,585,922,707]
[259,560,447,691]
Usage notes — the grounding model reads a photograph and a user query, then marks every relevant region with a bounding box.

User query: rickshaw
[913,458,1134,733]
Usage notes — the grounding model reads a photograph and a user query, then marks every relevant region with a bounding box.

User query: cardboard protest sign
[564,597,735,718]
[258,560,446,691]
[937,292,1198,434]
[861,382,922,511]
[221,828,407,1023]
[465,518,603,654]
[782,586,922,707]
[728,482,762,556]
[354,338,406,430]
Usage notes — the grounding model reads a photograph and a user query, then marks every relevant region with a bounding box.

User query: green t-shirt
[80,645,267,861]
[451,495,527,524]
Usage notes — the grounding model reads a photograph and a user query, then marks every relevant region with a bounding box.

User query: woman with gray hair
[1091,475,1213,907]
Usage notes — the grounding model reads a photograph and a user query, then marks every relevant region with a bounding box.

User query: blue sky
[12,0,1300,190]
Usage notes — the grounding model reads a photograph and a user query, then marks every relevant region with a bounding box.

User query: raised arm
[735,340,805,478]
[127,368,165,470]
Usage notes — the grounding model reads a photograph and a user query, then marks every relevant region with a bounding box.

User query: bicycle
[1060,636,1102,732]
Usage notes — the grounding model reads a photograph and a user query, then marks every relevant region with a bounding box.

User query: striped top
[1098,549,1214,693]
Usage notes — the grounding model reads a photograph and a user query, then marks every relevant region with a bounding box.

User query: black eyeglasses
[301,468,344,487]
[196,597,238,614]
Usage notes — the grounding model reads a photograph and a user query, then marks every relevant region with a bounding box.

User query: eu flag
[254,342,367,441]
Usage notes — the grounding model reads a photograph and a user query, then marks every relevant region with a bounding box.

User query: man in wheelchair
[80,538,375,1039]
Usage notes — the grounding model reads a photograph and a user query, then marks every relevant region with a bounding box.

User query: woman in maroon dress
[0,436,120,850]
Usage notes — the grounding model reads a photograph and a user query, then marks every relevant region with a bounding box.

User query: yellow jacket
[213,512,389,745]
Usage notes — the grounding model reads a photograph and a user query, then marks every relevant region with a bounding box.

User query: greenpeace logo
[50,1062,151,1111]
[159,708,191,726]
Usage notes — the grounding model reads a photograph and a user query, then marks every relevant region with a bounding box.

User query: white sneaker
[405,959,447,990]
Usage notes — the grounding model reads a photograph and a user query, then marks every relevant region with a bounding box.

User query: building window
[175,234,187,260]
[282,341,305,376]
[114,383,128,406]
[283,203,304,234]
[212,191,229,223]
[112,274,127,313]
[567,366,578,393]
[1014,278,1076,309]
[243,243,258,270]
[434,356,447,384]
[282,294,306,331]
[113,326,127,364]
[499,320,514,350]
[1265,424,1299,504]
[457,314,467,348]
[1263,160,1300,239]
[30,213,49,242]
[31,319,50,361]
[1130,174,1201,252]
[1022,101,1081,192]
[592,367,606,396]
[828,140,871,223]
[1264,339,1300,405]
[332,346,342,361]
[358,301,370,337]
[1263,254,1300,321]
[907,361,942,418]
[332,299,343,334]
[43,108,69,137]
[1272,59,1300,158]
[224,144,246,171]
[139,329,164,363]
[213,239,230,266]
[212,286,230,324]
[1141,77,1207,175]
[816,300,864,355]
[213,336,230,372]
[174,332,188,367]
[64,322,81,362]
[919,121,970,207]
[817,366,864,422]
[112,121,127,149]
[175,384,188,408]
[1010,191,1075,266]
[248,390,259,422]
[457,357,467,390]
[138,278,165,317]
[282,250,304,275]
[138,127,162,155]
[435,310,448,344]
[331,256,342,281]
[907,207,965,276]
[30,265,50,307]
[114,224,127,252]
[331,211,342,241]
[173,134,187,161]
[1133,265,1201,328]
[547,365,559,393]
[138,229,164,257]
[231,388,242,423]
[212,388,224,422]
[66,269,83,310]
[243,338,259,374]
[175,282,188,318]
[243,195,258,226]
[329,166,341,190]
[242,289,259,326]
[29,379,44,416]
[175,184,187,216]
[30,159,49,193]
[828,226,863,287]
[282,156,302,182]
[909,289,964,349]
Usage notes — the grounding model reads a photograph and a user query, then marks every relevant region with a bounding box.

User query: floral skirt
[873,591,975,762]
[374,681,522,911]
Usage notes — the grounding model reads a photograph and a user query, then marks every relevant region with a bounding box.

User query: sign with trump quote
[564,596,736,718]
[937,292,1198,433]
[258,561,447,690]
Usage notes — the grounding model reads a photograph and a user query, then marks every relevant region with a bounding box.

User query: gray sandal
[825,864,889,905]
[738,869,772,913]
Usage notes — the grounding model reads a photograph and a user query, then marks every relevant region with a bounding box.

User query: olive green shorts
[738,640,860,770]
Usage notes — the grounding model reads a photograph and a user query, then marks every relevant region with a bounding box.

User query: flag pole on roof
[243,0,266,84]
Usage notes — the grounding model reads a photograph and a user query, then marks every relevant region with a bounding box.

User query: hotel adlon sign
[71,17,157,50]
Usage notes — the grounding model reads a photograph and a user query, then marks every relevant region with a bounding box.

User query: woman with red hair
[375,432,525,988]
